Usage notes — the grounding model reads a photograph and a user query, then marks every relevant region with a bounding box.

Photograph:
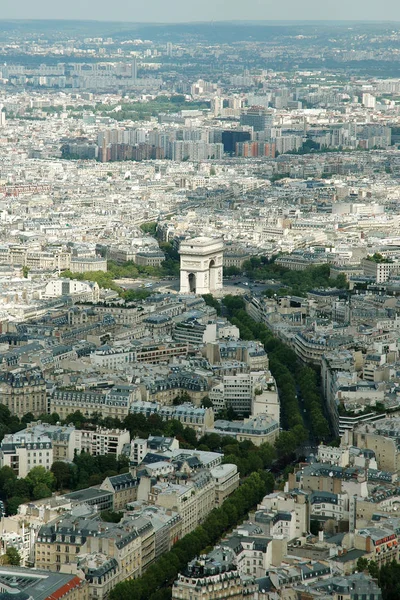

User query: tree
[140,222,158,236]
[200,396,213,408]
[100,510,123,523]
[164,420,184,437]
[97,454,119,474]
[51,462,72,491]
[202,294,221,315]
[310,520,320,536]
[356,557,369,572]
[4,478,32,500]
[0,467,17,499]
[198,433,221,452]
[26,466,55,491]
[223,266,242,277]
[368,560,379,579]
[88,474,103,487]
[258,443,276,468]
[117,455,130,473]
[274,431,297,458]
[5,547,21,566]
[182,427,197,447]
[33,483,52,500]
[6,496,28,516]
[65,410,86,428]
[173,392,191,406]
[21,412,35,425]
[73,451,98,474]
[0,405,11,423]
[36,412,60,425]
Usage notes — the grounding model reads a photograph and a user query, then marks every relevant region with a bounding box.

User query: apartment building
[135,341,189,363]
[203,340,269,371]
[149,471,215,536]
[50,384,140,420]
[361,258,399,283]
[100,473,138,511]
[142,371,209,406]
[230,526,287,578]
[212,414,279,446]
[0,431,53,477]
[19,422,129,461]
[348,526,399,567]
[81,427,130,457]
[301,572,382,600]
[355,418,400,472]
[128,403,211,435]
[70,257,107,273]
[76,553,119,600]
[256,491,310,539]
[172,547,257,600]
[35,510,144,579]
[127,506,182,559]
[291,463,394,497]
[83,304,146,326]
[172,319,217,346]
[317,444,350,468]
[0,367,47,417]
[310,491,349,523]
[130,435,179,465]
[0,245,72,271]
[210,371,271,415]
[210,464,240,506]
[44,280,100,303]
[90,345,137,370]
[294,330,354,365]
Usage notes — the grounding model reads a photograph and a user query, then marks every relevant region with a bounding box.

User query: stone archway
[179,237,224,295]
[209,259,216,291]
[188,272,196,293]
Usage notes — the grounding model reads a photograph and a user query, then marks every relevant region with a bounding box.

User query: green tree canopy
[5,547,21,566]
[51,461,72,491]
[26,466,55,491]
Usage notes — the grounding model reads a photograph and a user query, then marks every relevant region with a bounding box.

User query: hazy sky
[2,0,400,23]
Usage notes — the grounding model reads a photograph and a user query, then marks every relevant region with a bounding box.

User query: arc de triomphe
[179,237,224,295]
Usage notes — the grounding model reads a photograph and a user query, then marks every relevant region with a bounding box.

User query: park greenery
[242,258,347,296]
[140,222,158,236]
[109,470,274,600]
[61,245,180,296]
[365,252,392,264]
[224,259,347,297]
[62,256,346,301]
[95,95,210,122]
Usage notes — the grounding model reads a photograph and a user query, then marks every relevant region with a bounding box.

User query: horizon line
[0,18,400,25]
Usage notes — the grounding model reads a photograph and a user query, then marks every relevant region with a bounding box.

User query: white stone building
[0,431,53,477]
[179,236,223,295]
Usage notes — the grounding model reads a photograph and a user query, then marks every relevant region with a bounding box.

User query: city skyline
[0,14,399,600]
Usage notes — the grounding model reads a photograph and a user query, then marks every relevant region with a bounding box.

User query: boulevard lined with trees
[109,470,274,600]
[222,295,331,444]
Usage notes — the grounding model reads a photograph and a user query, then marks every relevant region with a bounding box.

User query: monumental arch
[179,237,224,295]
